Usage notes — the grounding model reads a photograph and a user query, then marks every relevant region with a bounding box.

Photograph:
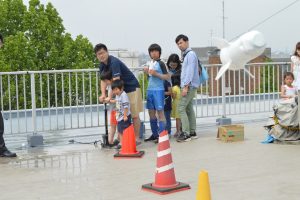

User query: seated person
[280,72,297,100]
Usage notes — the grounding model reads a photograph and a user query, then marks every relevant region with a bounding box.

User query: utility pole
[210,29,213,47]
[222,0,225,39]
[221,0,226,118]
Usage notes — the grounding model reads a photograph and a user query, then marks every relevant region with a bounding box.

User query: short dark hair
[293,42,300,56]
[0,33,3,43]
[111,79,124,90]
[100,70,112,81]
[284,72,294,80]
[175,34,189,43]
[148,43,161,57]
[94,43,108,54]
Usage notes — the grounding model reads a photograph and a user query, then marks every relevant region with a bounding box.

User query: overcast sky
[25,0,300,56]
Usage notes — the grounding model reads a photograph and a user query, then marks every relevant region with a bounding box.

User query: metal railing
[0,62,291,135]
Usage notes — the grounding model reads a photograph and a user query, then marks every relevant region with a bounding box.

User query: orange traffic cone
[196,170,211,200]
[142,130,190,194]
[114,124,144,158]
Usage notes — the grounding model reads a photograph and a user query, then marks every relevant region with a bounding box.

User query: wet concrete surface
[4,112,272,149]
[1,120,300,200]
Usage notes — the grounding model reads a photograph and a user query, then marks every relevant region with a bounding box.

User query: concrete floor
[1,122,300,200]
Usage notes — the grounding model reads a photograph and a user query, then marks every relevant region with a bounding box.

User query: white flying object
[213,30,266,80]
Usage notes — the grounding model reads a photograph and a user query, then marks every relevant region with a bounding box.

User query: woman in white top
[291,42,300,89]
[280,72,297,99]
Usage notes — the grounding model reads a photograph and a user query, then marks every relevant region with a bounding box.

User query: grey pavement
[4,112,273,149]
[1,117,300,200]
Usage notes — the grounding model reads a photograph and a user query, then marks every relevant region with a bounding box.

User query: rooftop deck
[1,115,299,200]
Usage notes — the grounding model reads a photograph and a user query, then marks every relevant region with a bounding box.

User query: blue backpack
[198,59,208,85]
[184,50,209,85]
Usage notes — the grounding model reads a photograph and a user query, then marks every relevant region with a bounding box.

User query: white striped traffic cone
[142,130,190,195]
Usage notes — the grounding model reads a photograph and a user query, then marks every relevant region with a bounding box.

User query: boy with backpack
[143,44,171,142]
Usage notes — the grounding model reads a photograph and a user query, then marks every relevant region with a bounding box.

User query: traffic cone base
[113,124,144,158]
[114,150,145,158]
[142,182,190,195]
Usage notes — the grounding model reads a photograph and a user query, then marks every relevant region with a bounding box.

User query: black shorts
[117,115,132,134]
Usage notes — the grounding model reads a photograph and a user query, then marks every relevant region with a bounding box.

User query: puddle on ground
[0,143,117,183]
[9,151,90,170]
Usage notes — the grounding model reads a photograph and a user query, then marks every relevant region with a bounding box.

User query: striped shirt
[115,91,131,122]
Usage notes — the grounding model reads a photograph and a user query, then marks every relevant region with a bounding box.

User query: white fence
[0,62,291,135]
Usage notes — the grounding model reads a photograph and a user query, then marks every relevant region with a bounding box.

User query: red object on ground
[114,124,144,158]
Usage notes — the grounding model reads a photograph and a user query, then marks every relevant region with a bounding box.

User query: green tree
[138,72,148,100]
[0,0,97,110]
[0,0,26,36]
[259,58,279,93]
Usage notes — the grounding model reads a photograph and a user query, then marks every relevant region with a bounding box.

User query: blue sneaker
[261,134,274,144]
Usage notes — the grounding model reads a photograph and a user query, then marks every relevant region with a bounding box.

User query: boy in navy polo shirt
[95,43,143,144]
[143,44,171,142]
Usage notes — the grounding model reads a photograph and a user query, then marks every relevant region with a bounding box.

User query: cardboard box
[217,124,244,142]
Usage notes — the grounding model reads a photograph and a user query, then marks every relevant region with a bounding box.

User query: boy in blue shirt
[143,44,171,142]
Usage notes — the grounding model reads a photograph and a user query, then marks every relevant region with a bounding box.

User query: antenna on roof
[222,0,226,39]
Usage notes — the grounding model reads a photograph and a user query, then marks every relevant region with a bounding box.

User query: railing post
[31,73,37,134]
[222,75,226,118]
[27,72,43,147]
[139,70,145,139]
[216,74,232,125]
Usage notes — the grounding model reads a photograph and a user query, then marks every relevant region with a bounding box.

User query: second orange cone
[114,124,144,158]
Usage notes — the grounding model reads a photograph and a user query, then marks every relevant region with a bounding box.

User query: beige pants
[127,88,143,118]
